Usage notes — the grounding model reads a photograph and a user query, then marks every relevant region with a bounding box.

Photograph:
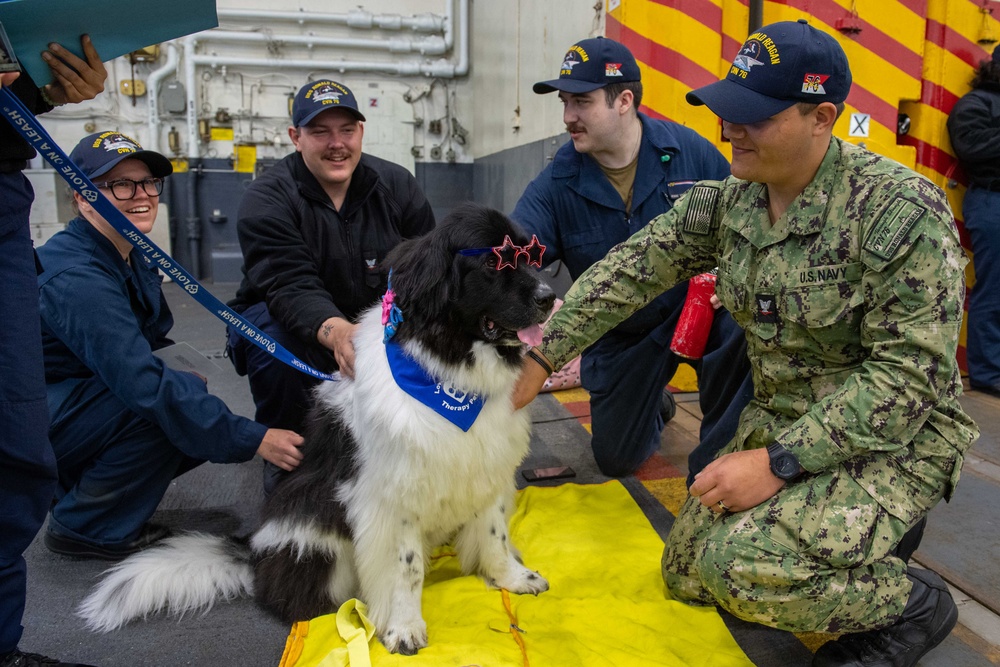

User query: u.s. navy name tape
[0,85,337,382]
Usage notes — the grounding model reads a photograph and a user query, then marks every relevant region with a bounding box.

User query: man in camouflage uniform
[514,20,979,667]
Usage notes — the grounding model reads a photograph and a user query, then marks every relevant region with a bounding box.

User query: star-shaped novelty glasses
[458,235,546,270]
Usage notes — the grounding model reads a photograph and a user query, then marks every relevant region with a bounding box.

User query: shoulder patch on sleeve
[864,197,926,261]
[682,185,721,235]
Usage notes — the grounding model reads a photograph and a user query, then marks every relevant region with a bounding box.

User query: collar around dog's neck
[381,270,404,343]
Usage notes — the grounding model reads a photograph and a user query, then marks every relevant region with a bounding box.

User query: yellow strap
[315,599,375,667]
[500,589,530,667]
[278,620,309,667]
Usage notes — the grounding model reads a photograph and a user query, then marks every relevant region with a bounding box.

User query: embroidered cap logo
[458,235,546,270]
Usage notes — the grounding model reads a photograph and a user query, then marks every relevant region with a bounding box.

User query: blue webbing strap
[0,85,337,382]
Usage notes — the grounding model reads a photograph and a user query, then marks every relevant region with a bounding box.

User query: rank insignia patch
[755,294,777,323]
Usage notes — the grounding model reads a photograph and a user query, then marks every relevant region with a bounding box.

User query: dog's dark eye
[485,255,498,269]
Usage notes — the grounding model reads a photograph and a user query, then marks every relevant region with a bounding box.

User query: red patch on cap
[802,73,830,94]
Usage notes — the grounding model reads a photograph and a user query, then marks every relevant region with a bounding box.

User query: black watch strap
[766,442,803,481]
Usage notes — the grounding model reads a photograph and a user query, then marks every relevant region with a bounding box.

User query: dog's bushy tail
[77,533,253,632]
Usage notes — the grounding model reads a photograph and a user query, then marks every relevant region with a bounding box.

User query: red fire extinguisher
[670,271,718,360]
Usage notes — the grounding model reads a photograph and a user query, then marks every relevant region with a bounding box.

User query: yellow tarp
[280,481,753,667]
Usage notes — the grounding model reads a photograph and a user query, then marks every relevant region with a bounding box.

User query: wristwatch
[766,442,803,482]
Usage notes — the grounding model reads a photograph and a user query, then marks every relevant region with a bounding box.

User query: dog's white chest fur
[315,307,531,538]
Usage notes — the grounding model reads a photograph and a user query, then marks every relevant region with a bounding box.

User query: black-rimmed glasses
[93,177,164,201]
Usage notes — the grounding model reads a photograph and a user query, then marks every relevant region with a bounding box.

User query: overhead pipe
[192,52,440,76]
[204,29,447,55]
[216,8,445,33]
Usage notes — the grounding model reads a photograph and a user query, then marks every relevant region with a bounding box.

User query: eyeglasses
[458,235,546,270]
[93,177,164,201]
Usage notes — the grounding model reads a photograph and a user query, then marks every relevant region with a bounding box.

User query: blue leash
[0,85,338,382]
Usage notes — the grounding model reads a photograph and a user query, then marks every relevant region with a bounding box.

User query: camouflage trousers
[661,463,940,634]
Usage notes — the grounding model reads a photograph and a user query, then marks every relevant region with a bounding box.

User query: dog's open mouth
[480,316,544,347]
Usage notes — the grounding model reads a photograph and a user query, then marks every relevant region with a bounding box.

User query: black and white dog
[78,203,555,655]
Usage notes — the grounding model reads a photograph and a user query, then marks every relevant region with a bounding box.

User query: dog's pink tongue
[517,323,544,347]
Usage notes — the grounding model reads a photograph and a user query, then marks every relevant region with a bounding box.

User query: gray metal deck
[19,281,1000,666]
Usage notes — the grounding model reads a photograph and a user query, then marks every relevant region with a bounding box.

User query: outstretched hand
[512,354,550,410]
[40,35,107,105]
[257,428,305,471]
[688,447,785,514]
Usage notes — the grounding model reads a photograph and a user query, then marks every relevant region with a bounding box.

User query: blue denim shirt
[511,113,730,337]
[37,217,265,463]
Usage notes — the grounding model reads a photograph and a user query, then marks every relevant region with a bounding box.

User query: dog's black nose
[534,282,556,312]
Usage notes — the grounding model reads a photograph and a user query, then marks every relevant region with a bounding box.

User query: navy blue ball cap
[292,79,366,127]
[533,36,641,95]
[69,131,173,180]
[686,20,852,124]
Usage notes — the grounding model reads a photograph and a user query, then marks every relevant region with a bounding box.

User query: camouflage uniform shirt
[541,137,979,519]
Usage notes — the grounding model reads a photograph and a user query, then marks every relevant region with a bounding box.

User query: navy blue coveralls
[0,74,58,656]
[37,218,266,547]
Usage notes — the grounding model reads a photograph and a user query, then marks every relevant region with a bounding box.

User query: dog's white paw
[491,565,549,596]
[380,619,428,655]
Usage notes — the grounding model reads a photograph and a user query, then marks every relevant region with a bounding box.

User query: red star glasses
[458,235,546,270]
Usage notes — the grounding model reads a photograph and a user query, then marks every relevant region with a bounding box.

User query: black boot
[660,388,676,424]
[812,568,958,667]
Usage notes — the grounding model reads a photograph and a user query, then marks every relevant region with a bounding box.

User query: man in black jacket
[227,80,435,489]
[1,37,106,667]
[947,44,1000,397]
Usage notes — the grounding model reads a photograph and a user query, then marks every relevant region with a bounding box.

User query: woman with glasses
[33,131,304,560]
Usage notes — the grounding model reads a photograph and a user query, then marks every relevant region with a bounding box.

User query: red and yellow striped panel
[607,0,999,372]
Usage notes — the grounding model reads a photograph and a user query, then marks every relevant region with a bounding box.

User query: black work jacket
[230,151,435,344]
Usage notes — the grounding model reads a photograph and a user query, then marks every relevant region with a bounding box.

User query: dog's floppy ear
[384,232,455,323]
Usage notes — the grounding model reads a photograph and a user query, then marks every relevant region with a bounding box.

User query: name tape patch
[865,197,925,261]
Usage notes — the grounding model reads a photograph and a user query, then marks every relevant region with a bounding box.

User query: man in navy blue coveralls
[0,38,105,667]
[512,37,753,479]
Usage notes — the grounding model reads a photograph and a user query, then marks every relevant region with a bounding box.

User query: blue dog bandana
[385,341,486,431]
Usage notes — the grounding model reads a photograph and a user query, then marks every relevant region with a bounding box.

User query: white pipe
[185,36,199,159]
[192,53,426,76]
[216,8,444,33]
[444,0,453,52]
[147,43,179,153]
[206,30,446,55]
[453,0,469,76]
[414,0,468,78]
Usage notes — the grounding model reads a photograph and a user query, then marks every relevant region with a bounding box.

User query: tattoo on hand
[321,323,333,339]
